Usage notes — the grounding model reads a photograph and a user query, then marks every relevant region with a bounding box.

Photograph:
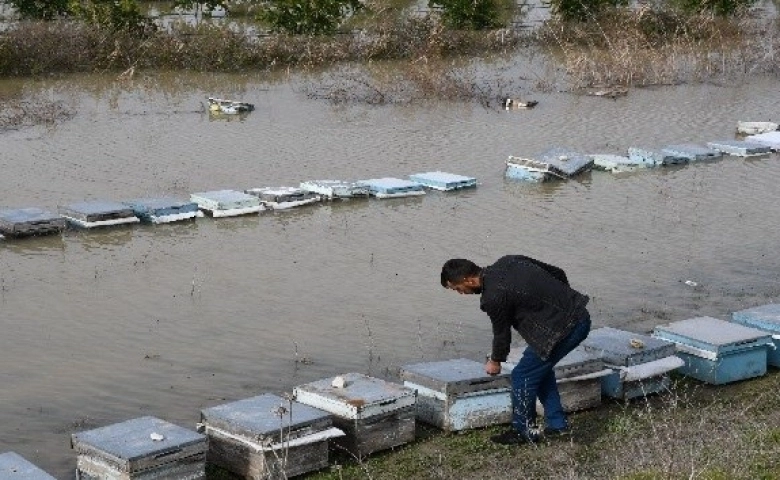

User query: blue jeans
[511,311,591,433]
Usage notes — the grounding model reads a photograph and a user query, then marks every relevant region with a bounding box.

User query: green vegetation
[259,0,364,34]
[429,0,503,30]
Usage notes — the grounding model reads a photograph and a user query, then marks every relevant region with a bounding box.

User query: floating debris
[58,201,140,229]
[357,178,426,199]
[123,197,203,224]
[244,187,322,210]
[736,121,778,135]
[503,98,538,110]
[0,207,67,238]
[587,87,629,99]
[190,190,265,218]
[299,180,370,200]
[706,140,772,157]
[207,97,254,115]
[408,171,477,191]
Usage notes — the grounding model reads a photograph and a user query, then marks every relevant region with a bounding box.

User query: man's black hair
[440,259,481,287]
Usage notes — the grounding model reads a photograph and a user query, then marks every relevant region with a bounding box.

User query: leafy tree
[429,0,502,30]
[259,0,364,35]
[6,0,70,19]
[68,0,149,31]
[546,0,628,22]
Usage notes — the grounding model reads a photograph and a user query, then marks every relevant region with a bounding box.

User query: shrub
[5,0,70,19]
[68,0,152,32]
[258,0,365,35]
[546,0,629,22]
[428,0,503,30]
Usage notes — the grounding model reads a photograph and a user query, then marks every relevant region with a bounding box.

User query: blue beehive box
[190,190,264,217]
[200,394,343,479]
[356,178,426,199]
[400,358,511,431]
[0,208,67,238]
[706,140,772,157]
[732,304,780,367]
[653,317,771,385]
[661,144,723,162]
[408,172,477,191]
[123,197,202,224]
[746,131,780,150]
[71,416,207,479]
[58,201,140,229]
[0,452,56,479]
[293,373,416,456]
[627,147,687,166]
[582,327,683,400]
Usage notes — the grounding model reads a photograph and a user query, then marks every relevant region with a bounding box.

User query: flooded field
[1,66,779,478]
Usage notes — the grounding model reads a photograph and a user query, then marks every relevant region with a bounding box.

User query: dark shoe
[490,429,540,445]
[543,426,572,438]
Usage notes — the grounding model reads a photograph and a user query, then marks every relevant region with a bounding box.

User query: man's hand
[485,359,502,376]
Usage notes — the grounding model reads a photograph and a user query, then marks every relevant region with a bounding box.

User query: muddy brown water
[1,67,779,478]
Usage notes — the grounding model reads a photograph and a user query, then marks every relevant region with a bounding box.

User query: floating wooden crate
[582,327,683,400]
[200,394,344,479]
[244,187,321,210]
[507,347,611,413]
[408,172,477,191]
[627,147,687,166]
[732,304,780,367]
[58,201,140,229]
[293,373,416,457]
[298,180,370,199]
[0,208,66,238]
[190,190,264,218]
[589,154,648,173]
[123,197,203,224]
[660,144,723,162]
[737,121,779,135]
[71,416,207,480]
[746,131,780,150]
[653,317,771,385]
[706,140,772,157]
[399,358,511,431]
[0,452,56,479]
[356,178,426,199]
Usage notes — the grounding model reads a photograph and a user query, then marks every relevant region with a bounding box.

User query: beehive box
[0,452,56,479]
[505,156,550,182]
[627,147,687,166]
[653,317,771,385]
[123,197,202,224]
[737,121,779,135]
[0,208,67,238]
[507,347,611,413]
[582,327,683,400]
[200,394,344,479]
[293,373,416,457]
[536,148,594,177]
[589,154,648,173]
[356,178,426,199]
[58,201,140,229]
[746,131,780,150]
[732,304,780,367]
[706,140,772,157]
[661,144,723,162]
[408,172,477,191]
[71,416,207,480]
[299,180,370,199]
[190,190,264,217]
[399,358,511,431]
[244,187,321,210]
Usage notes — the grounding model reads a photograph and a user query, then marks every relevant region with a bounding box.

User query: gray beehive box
[71,416,207,480]
[706,140,772,157]
[661,144,723,162]
[200,394,343,479]
[293,373,416,457]
[58,201,140,229]
[400,358,511,431]
[0,208,66,238]
[0,452,56,479]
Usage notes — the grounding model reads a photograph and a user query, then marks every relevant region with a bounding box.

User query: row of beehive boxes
[6,304,780,479]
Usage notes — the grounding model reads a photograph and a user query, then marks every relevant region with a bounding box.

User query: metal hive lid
[400,358,509,395]
[294,373,415,419]
[191,190,255,203]
[536,148,594,176]
[655,316,771,347]
[582,327,676,366]
[60,200,132,215]
[733,304,780,332]
[359,178,422,189]
[0,452,56,480]
[201,393,332,440]
[0,208,60,224]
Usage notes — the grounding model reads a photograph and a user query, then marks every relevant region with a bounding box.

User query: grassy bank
[207,370,780,479]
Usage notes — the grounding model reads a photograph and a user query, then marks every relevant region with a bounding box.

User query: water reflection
[71,226,135,251]
[0,234,66,255]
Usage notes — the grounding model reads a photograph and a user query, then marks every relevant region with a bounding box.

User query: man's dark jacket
[480,255,589,362]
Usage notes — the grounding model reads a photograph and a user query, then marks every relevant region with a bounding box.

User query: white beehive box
[190,190,264,217]
[399,358,511,431]
[299,180,370,199]
[293,373,416,457]
[199,394,344,479]
[661,144,723,162]
[746,131,780,150]
[244,187,321,210]
[356,178,426,199]
[58,201,140,229]
[0,452,56,479]
[71,416,207,480]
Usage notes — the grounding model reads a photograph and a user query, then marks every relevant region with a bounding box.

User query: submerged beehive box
[399,358,511,431]
[357,178,426,199]
[506,148,593,182]
[58,201,140,229]
[123,197,203,224]
[244,187,322,210]
[299,180,370,199]
[200,394,344,479]
[737,121,779,135]
[0,452,56,479]
[0,208,67,238]
[408,172,477,191]
[706,140,772,157]
[589,154,649,173]
[190,190,264,218]
[627,147,687,166]
[661,144,723,162]
[71,416,207,480]
[746,131,780,150]
[293,373,416,457]
[653,317,771,385]
[507,347,611,413]
[732,304,780,367]
[505,156,550,182]
[582,327,683,400]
